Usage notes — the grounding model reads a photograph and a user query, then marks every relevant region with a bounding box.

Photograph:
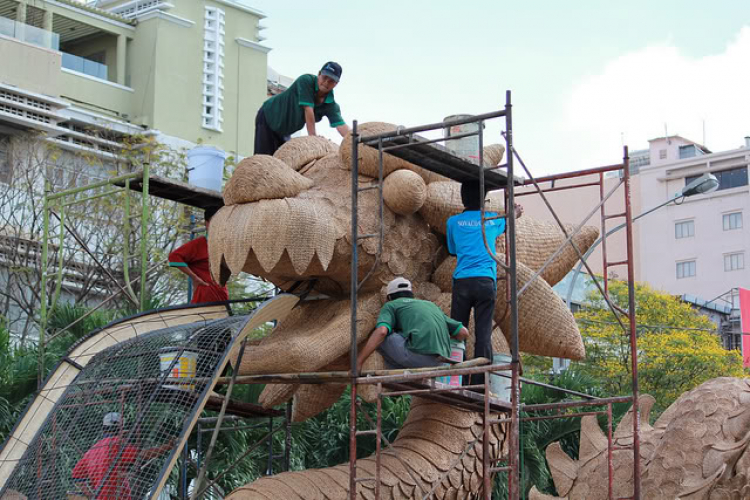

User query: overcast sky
[242,0,749,176]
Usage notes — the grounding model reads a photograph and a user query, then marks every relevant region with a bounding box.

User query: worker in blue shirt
[446,181,523,386]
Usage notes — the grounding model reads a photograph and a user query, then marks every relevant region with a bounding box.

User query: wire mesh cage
[2,315,249,500]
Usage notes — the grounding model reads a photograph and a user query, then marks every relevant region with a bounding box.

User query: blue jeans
[377,333,443,370]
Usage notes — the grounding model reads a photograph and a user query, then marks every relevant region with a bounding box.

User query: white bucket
[159,349,198,390]
[437,340,465,387]
[187,146,227,192]
[490,354,512,402]
[443,114,480,163]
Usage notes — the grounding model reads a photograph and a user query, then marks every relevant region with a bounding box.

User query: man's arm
[356,326,389,372]
[303,106,317,136]
[139,439,177,461]
[336,123,351,137]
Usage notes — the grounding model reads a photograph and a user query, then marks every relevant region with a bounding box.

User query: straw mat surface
[228,397,505,499]
[382,169,427,216]
[223,155,312,205]
[274,136,338,171]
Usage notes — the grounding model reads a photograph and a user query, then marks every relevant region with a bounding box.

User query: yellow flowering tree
[575,280,743,415]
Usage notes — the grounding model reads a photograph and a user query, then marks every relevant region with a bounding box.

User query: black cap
[320,61,342,82]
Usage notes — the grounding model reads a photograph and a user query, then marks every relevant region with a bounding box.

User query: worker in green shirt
[357,277,469,371]
[254,61,351,155]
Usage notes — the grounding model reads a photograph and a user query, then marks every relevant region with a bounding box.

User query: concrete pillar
[42,10,55,50]
[15,0,26,44]
[15,0,26,24]
[116,33,127,85]
[43,9,53,31]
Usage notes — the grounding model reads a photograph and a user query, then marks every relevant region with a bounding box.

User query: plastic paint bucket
[490,354,512,402]
[443,114,481,163]
[159,349,198,390]
[437,340,466,386]
[187,145,227,192]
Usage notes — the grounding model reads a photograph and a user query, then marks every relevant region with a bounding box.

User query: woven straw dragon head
[208,123,601,499]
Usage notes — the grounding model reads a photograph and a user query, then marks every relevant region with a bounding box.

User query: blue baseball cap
[320,61,342,82]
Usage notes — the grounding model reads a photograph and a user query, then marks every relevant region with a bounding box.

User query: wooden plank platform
[381,380,512,413]
[362,134,521,191]
[116,170,224,210]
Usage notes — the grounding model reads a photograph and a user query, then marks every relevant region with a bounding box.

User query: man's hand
[455,327,469,341]
[336,124,351,137]
[192,277,210,288]
[514,203,524,219]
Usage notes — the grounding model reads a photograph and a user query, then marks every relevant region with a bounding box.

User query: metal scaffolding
[342,90,642,500]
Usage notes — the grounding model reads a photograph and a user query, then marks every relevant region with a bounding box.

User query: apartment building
[0,0,270,158]
[637,135,750,307]
[518,135,749,312]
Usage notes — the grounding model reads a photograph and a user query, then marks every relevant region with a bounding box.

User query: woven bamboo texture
[339,122,447,184]
[211,154,438,296]
[431,257,584,360]
[483,144,505,166]
[274,136,339,171]
[499,218,600,287]
[228,397,505,499]
[418,181,504,232]
[542,377,750,499]
[223,155,313,205]
[235,296,380,375]
[383,169,427,215]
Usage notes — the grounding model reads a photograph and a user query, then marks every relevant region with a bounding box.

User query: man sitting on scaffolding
[356,277,468,372]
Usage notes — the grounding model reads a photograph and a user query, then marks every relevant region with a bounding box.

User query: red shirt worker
[71,412,172,499]
[168,207,228,304]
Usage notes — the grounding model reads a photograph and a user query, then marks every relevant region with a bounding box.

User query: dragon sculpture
[208,124,599,499]
[532,377,750,500]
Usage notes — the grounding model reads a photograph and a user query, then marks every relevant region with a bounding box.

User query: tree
[574,279,743,415]
[0,132,201,344]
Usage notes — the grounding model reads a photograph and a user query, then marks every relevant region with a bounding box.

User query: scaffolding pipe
[623,146,641,500]
[349,120,360,500]
[140,162,150,311]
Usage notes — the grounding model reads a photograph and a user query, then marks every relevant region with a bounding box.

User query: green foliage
[295,388,411,469]
[491,370,624,499]
[575,279,743,416]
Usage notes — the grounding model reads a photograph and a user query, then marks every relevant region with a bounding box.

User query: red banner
[740,288,750,368]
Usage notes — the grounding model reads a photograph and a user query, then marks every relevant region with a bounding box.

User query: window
[724,253,745,272]
[723,212,743,231]
[659,149,667,159]
[0,136,11,184]
[674,220,694,239]
[679,145,697,159]
[686,166,748,192]
[676,260,696,279]
[202,6,225,132]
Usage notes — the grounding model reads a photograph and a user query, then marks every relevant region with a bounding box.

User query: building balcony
[61,52,108,81]
[0,15,58,50]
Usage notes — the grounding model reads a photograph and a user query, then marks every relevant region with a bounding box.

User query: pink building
[518,135,750,308]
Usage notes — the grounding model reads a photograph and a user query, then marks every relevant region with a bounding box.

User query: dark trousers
[451,277,497,385]
[254,108,290,156]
